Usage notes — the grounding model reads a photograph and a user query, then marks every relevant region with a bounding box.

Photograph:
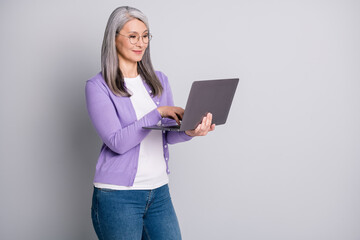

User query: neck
[119,59,138,78]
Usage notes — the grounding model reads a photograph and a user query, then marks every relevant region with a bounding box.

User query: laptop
[143,78,239,131]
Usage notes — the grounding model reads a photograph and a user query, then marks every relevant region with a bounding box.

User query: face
[115,19,149,65]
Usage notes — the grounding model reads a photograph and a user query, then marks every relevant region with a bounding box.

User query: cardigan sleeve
[85,79,162,154]
[157,72,193,144]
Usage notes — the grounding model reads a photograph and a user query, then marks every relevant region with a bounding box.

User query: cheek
[115,39,130,54]
[115,41,122,54]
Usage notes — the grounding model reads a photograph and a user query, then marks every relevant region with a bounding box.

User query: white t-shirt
[94,75,168,190]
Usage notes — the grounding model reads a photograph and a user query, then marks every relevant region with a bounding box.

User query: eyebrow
[126,30,149,34]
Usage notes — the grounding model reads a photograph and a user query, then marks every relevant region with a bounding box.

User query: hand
[185,113,215,137]
[157,106,184,125]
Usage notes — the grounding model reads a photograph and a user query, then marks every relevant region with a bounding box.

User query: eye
[129,35,137,39]
[142,34,149,39]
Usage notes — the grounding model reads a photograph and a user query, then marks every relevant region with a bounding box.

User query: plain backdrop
[1,0,359,239]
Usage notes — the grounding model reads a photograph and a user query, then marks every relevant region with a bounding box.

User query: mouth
[132,50,143,55]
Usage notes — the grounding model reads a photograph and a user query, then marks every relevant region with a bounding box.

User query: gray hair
[101,6,162,97]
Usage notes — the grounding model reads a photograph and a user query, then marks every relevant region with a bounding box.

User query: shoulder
[86,72,108,91]
[155,70,166,78]
[85,72,112,97]
[87,72,105,85]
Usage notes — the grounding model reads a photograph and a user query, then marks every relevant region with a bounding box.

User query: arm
[85,80,162,154]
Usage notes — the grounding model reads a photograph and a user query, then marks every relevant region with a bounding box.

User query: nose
[135,37,145,48]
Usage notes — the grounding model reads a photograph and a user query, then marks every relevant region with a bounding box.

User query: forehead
[121,18,148,33]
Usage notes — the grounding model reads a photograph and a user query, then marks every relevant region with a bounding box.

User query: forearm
[103,109,161,154]
[86,81,162,154]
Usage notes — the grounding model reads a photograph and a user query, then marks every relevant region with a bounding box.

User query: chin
[133,57,144,62]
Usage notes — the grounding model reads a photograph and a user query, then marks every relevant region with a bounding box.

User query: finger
[172,107,184,121]
[175,112,182,121]
[172,113,180,125]
[176,109,184,120]
[201,117,207,130]
[167,112,178,124]
[177,107,185,115]
[195,121,202,132]
[206,113,211,126]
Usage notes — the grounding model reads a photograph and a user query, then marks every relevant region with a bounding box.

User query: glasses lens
[129,33,140,44]
[142,33,151,44]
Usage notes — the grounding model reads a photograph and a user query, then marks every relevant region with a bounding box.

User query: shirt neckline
[124,75,141,81]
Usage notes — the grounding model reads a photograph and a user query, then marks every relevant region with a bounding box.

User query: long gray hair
[101,6,162,97]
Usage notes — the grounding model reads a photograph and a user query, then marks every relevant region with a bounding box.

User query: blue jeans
[91,184,182,240]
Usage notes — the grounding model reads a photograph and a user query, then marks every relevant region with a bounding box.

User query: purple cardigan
[85,71,192,186]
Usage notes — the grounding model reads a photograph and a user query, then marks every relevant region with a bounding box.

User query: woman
[85,6,215,240]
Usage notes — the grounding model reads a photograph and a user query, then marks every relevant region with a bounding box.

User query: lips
[132,50,143,54]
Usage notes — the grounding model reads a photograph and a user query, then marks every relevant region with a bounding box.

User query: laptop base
[143,125,182,131]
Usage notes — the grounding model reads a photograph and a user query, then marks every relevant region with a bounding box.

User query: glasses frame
[117,32,152,45]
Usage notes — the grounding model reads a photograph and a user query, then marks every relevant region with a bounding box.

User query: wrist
[156,107,163,117]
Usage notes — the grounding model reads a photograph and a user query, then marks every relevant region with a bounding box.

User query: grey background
[1,0,359,239]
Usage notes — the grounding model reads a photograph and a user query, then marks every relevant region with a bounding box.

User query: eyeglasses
[117,32,152,45]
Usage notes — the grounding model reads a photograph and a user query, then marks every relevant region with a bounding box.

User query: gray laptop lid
[179,78,239,131]
[143,78,239,131]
